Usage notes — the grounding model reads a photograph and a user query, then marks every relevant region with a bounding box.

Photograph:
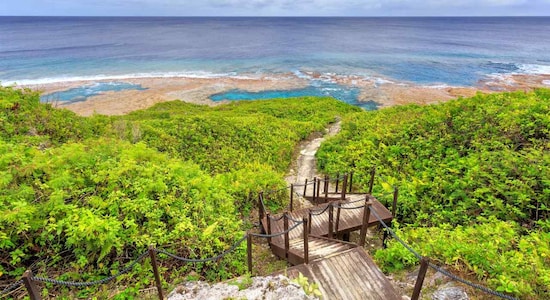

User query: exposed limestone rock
[431,282,469,300]
[168,275,318,300]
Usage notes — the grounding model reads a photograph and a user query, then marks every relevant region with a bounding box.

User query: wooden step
[288,236,356,261]
[282,248,401,300]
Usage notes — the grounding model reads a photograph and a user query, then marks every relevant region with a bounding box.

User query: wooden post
[392,186,399,217]
[148,246,164,300]
[258,192,264,230]
[335,201,341,238]
[341,174,348,200]
[303,179,308,198]
[284,212,290,259]
[22,270,41,300]
[411,257,430,300]
[335,173,340,193]
[312,177,317,203]
[308,211,313,234]
[359,197,371,247]
[324,175,329,201]
[348,171,354,193]
[328,203,334,239]
[368,167,376,194]
[266,213,272,246]
[290,184,294,212]
[303,217,309,264]
[247,233,253,273]
[316,178,321,203]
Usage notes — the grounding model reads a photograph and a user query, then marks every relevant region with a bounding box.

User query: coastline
[18,72,550,116]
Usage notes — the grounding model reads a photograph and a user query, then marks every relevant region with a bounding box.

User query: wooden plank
[275,248,401,300]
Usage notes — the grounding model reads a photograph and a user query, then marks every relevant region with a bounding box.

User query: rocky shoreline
[18,73,550,116]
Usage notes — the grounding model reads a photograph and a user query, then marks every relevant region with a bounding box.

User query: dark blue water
[1,17,550,104]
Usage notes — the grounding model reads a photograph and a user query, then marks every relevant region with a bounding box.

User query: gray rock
[168,275,318,300]
[431,282,469,300]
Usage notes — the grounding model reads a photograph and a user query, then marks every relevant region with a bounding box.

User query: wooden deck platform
[284,248,401,300]
[261,188,400,299]
[262,193,393,261]
[273,235,357,265]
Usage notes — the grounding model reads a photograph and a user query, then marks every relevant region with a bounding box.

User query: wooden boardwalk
[260,185,400,300]
[285,248,401,300]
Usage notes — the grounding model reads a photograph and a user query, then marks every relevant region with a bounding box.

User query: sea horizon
[1,16,550,106]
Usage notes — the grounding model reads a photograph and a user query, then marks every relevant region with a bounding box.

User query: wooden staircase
[259,173,401,299]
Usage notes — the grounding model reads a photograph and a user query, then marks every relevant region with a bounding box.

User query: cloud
[1,0,549,16]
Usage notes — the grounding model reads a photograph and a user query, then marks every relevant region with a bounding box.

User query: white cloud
[2,0,549,16]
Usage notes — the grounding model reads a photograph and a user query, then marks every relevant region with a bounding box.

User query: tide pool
[210,82,379,110]
[40,82,147,103]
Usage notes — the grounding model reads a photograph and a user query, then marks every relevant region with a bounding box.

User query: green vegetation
[0,86,357,296]
[292,272,322,297]
[4,83,549,299]
[317,90,550,298]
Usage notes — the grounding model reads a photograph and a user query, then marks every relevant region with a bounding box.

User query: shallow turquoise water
[40,82,147,103]
[210,82,379,110]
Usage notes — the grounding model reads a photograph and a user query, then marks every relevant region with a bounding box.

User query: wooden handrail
[303,217,309,264]
[359,197,372,247]
[283,212,289,259]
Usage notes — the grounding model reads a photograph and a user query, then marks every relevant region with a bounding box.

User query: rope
[309,205,331,216]
[0,280,23,297]
[157,235,247,263]
[264,186,290,195]
[335,204,365,210]
[32,251,149,287]
[370,206,518,300]
[330,174,347,182]
[370,206,422,259]
[286,214,304,223]
[428,263,518,300]
[260,173,349,195]
[259,195,267,214]
[268,214,285,221]
[347,197,368,204]
[250,221,303,238]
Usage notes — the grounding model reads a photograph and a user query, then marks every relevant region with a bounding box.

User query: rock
[427,271,446,287]
[431,282,469,300]
[167,275,318,300]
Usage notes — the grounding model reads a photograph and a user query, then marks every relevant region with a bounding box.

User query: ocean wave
[422,84,453,89]
[0,43,125,55]
[1,71,260,86]
[517,63,550,75]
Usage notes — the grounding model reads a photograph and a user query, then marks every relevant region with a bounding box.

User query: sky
[1,0,550,17]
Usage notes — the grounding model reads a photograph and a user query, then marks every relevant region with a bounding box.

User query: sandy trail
[285,121,341,209]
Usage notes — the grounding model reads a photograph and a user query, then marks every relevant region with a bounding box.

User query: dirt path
[285,120,341,186]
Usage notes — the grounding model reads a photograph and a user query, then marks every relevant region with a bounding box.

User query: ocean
[1,17,550,104]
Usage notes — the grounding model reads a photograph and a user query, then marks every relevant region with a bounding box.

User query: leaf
[202,221,218,238]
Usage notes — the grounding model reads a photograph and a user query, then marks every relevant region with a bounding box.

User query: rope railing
[250,221,303,238]
[0,280,23,297]
[309,204,331,215]
[286,214,304,223]
[31,251,149,287]
[5,218,309,300]
[268,214,286,221]
[257,172,351,196]
[156,234,248,263]
[370,206,519,300]
[334,203,365,210]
